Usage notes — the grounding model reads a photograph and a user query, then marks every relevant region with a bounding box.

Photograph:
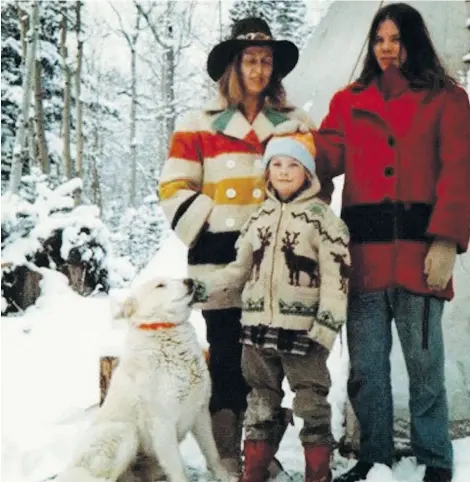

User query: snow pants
[241,343,334,445]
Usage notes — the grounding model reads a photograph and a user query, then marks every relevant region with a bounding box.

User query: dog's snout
[184,278,194,290]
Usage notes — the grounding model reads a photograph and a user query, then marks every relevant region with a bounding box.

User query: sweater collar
[266,176,322,205]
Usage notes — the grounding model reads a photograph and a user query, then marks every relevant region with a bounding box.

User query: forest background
[1,0,332,311]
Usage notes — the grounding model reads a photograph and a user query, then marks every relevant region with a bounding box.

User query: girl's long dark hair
[356,2,456,90]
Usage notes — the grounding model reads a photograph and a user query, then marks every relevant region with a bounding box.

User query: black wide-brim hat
[207,17,299,82]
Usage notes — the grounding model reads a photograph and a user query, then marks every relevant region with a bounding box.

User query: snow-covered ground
[1,234,469,482]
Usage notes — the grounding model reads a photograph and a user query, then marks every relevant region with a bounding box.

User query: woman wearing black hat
[159,17,315,481]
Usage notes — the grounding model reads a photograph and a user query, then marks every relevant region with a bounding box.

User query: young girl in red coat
[311,3,470,482]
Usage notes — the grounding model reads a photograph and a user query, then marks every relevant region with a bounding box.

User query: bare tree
[75,0,84,182]
[34,59,49,173]
[135,0,195,163]
[110,3,142,208]
[9,0,40,194]
[60,3,73,179]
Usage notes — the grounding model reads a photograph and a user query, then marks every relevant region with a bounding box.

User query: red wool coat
[314,67,470,299]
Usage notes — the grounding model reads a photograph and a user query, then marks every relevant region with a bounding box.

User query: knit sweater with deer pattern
[195,178,351,351]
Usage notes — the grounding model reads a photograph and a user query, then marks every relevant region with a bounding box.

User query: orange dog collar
[137,322,177,331]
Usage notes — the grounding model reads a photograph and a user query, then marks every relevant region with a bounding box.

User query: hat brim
[207,39,299,82]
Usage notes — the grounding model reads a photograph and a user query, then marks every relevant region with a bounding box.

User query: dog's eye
[155,283,165,288]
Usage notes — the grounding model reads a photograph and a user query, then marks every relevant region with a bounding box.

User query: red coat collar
[375,65,410,100]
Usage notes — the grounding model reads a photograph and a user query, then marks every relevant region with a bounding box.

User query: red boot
[239,440,275,482]
[304,444,332,482]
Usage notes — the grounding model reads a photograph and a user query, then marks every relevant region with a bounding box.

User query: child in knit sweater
[195,132,350,482]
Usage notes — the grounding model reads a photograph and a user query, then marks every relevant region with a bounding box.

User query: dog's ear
[114,295,137,319]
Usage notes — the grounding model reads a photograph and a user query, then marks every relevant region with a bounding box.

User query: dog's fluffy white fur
[56,278,228,482]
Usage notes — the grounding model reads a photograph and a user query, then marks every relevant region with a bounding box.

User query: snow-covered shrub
[111,194,168,271]
[1,170,134,314]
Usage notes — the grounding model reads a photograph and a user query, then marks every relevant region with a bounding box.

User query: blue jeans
[347,288,453,469]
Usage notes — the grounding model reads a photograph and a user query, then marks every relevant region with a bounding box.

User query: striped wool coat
[313,66,470,299]
[158,98,315,310]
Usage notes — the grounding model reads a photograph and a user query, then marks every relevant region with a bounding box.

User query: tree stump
[64,263,93,296]
[1,263,42,313]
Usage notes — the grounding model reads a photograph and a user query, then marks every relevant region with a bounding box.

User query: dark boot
[304,444,332,482]
[239,440,275,482]
[423,466,453,482]
[333,461,373,482]
[212,409,242,476]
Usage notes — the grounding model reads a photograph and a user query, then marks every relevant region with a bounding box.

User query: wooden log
[99,356,119,406]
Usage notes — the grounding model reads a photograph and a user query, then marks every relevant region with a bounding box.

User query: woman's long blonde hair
[218,52,288,110]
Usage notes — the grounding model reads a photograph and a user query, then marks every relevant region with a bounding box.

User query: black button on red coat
[384,166,395,177]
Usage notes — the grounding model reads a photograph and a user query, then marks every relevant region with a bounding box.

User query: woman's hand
[424,238,457,291]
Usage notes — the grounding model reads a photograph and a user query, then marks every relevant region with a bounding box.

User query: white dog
[56,278,228,482]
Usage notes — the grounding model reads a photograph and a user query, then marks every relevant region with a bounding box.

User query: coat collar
[376,64,409,100]
[204,97,293,143]
[351,66,410,126]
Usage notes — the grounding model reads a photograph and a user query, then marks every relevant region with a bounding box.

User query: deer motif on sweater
[331,252,351,294]
[252,227,272,281]
[281,231,320,287]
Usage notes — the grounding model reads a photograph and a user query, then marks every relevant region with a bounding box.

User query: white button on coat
[226,218,235,228]
[226,159,236,169]
[226,188,236,199]
[252,188,262,199]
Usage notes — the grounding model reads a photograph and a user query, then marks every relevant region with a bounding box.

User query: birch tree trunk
[75,0,84,182]
[129,33,138,207]
[136,0,193,167]
[162,1,175,144]
[110,3,141,208]
[60,6,73,179]
[34,60,49,173]
[9,0,39,194]
[28,113,37,168]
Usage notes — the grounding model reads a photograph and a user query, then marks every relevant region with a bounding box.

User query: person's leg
[203,308,249,474]
[283,342,333,482]
[240,345,284,482]
[346,291,394,465]
[393,290,453,471]
[204,307,249,414]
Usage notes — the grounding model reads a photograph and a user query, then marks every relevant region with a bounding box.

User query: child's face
[268,155,308,200]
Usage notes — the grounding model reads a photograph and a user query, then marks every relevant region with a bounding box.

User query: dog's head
[114,278,196,326]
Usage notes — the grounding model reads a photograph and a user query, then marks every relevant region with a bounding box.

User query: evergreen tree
[274,0,310,48]
[229,0,276,27]
[1,0,64,185]
[228,0,309,48]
